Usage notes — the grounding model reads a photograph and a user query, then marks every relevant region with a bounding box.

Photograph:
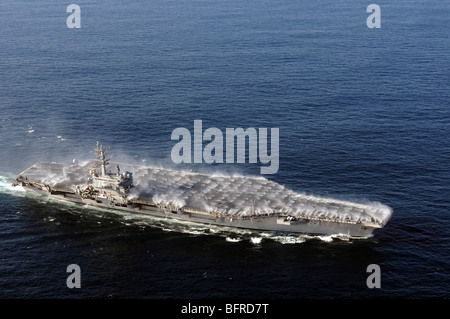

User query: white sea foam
[269,235,307,244]
[317,235,334,243]
[0,174,26,195]
[250,237,262,244]
[225,237,242,242]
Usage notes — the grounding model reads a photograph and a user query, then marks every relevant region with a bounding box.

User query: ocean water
[0,0,449,299]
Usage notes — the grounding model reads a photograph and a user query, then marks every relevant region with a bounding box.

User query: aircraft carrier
[12,142,393,238]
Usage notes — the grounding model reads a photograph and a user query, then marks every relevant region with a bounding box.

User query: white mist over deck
[18,161,393,226]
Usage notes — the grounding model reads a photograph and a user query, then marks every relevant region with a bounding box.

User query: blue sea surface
[0,0,449,298]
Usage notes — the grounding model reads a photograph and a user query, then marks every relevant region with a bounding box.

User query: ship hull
[19,184,377,238]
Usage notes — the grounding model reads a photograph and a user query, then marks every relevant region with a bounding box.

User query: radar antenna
[90,141,110,176]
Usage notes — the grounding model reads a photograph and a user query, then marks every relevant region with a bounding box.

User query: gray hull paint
[22,185,377,238]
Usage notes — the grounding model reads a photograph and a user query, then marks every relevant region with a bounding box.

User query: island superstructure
[12,142,393,237]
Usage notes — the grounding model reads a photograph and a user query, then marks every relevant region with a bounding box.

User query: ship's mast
[96,141,110,177]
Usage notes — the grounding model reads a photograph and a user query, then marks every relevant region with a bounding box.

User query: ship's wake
[116,212,357,245]
[0,173,26,196]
